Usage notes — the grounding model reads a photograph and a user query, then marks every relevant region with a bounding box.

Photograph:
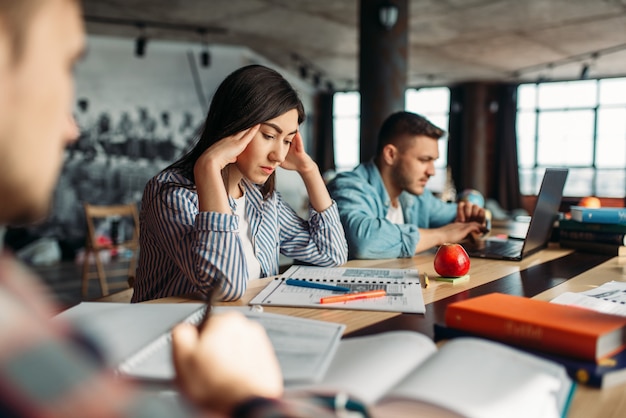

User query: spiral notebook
[249,265,425,314]
[56,302,345,383]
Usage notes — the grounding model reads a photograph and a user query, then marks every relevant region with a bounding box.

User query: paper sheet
[551,281,626,317]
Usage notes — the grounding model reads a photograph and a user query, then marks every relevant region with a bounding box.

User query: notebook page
[55,302,206,368]
[289,330,436,404]
[70,304,346,384]
[383,337,574,418]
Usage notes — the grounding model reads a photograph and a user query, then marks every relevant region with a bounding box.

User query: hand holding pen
[195,285,219,331]
[173,279,284,412]
[172,311,283,414]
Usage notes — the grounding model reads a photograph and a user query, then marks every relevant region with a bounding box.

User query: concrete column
[359,0,408,162]
[448,82,506,199]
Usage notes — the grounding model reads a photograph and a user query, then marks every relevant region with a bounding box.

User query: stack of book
[558,206,626,256]
[437,292,626,389]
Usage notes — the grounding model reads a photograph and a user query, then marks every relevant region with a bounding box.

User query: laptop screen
[521,168,569,256]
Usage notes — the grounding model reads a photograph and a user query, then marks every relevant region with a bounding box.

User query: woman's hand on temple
[194,124,260,176]
[280,132,317,174]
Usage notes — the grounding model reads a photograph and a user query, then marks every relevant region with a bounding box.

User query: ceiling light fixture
[512,45,626,82]
[313,73,321,87]
[579,63,590,80]
[378,1,399,31]
[135,36,147,57]
[198,29,210,68]
[200,50,210,68]
[580,52,598,80]
[291,52,332,90]
[135,23,147,58]
[85,15,226,36]
[299,65,308,80]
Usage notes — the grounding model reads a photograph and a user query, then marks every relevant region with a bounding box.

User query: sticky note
[434,274,470,284]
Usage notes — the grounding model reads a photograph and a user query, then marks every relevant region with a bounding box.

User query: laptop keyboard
[482,239,524,257]
[464,239,524,258]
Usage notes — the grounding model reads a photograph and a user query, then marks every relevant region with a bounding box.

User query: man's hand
[456,201,486,224]
[171,311,283,415]
[415,221,485,254]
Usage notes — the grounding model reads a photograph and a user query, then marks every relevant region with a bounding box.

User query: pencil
[196,285,219,331]
[285,278,350,292]
[423,272,429,288]
[319,289,386,304]
[196,303,211,331]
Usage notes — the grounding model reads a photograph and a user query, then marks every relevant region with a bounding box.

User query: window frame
[516,77,626,198]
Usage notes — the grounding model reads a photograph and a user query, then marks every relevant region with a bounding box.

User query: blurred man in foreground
[0,1,359,416]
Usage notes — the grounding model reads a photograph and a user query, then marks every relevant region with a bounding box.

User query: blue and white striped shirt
[132,170,348,302]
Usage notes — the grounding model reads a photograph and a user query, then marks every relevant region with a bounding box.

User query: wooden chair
[81,203,140,299]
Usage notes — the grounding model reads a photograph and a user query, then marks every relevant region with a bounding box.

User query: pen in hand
[196,285,219,331]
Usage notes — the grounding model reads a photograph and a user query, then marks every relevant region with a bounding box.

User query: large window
[405,88,450,192]
[332,87,450,193]
[333,91,361,172]
[517,78,626,197]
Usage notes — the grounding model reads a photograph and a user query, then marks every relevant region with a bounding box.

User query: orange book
[445,293,626,362]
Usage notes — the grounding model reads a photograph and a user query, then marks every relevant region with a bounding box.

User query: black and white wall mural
[6,36,313,262]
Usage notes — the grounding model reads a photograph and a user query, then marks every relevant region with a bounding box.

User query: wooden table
[98,245,626,418]
[533,256,626,418]
[100,243,601,335]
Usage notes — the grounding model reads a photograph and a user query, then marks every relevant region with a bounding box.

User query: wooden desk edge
[92,255,626,418]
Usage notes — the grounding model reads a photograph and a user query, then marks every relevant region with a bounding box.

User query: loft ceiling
[82,0,626,89]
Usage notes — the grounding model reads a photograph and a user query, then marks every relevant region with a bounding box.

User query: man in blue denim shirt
[328,111,487,259]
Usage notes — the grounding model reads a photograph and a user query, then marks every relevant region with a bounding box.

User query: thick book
[559,228,626,246]
[291,331,574,418]
[55,302,345,384]
[559,238,626,256]
[444,293,626,361]
[570,206,626,225]
[434,323,626,389]
[559,219,626,234]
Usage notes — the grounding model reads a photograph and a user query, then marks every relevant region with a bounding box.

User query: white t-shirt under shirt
[386,201,405,224]
[233,194,262,280]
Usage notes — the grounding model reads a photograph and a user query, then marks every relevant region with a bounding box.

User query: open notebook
[55,302,345,384]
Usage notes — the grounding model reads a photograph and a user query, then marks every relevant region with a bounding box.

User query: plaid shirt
[0,252,367,418]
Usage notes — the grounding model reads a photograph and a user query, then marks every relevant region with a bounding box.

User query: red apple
[578,196,601,208]
[434,243,470,277]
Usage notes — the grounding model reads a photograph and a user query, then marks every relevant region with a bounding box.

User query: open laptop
[462,168,568,261]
